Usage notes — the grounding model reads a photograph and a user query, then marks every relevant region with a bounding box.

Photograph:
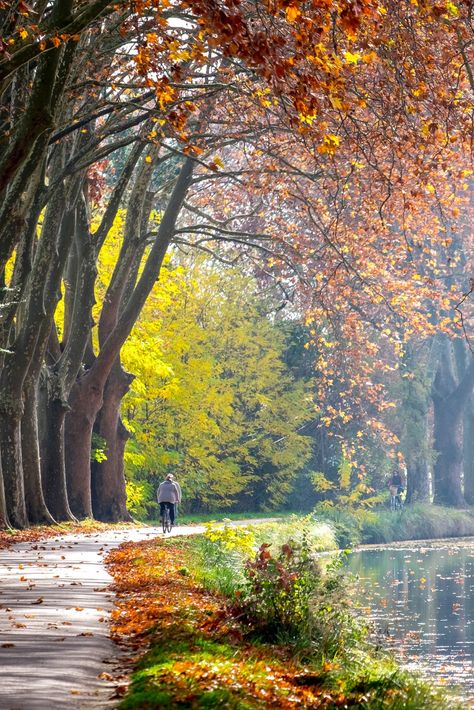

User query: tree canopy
[0,0,473,527]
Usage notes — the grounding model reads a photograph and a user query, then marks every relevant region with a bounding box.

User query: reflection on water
[348,540,474,701]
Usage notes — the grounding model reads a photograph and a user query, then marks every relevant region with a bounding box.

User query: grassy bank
[143,505,474,549]
[107,519,459,709]
[313,504,474,548]
[145,511,290,525]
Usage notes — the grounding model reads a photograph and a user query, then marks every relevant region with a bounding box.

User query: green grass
[145,510,290,525]
[119,528,461,710]
[121,634,458,710]
[184,516,337,599]
[251,515,337,553]
[313,505,474,548]
[119,632,290,709]
[145,505,474,549]
[360,504,474,545]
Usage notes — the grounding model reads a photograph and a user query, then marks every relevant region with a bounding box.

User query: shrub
[238,539,319,642]
[188,522,256,596]
[236,538,367,659]
[125,479,157,519]
[312,506,364,548]
[253,515,337,552]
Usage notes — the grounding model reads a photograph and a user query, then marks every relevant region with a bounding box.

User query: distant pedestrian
[157,474,182,525]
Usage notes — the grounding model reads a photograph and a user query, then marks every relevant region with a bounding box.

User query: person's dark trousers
[160,501,176,524]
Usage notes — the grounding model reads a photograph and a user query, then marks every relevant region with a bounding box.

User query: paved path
[0,525,205,710]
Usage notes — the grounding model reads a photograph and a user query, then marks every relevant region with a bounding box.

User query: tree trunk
[64,156,194,521]
[22,372,55,524]
[0,458,11,529]
[92,362,134,522]
[399,346,432,504]
[432,342,474,507]
[64,373,104,519]
[38,371,76,522]
[463,397,474,505]
[406,457,431,504]
[432,397,465,506]
[0,407,27,528]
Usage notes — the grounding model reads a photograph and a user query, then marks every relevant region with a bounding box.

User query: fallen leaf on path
[98,672,113,681]
[1,643,15,647]
[111,685,128,698]
[31,597,44,605]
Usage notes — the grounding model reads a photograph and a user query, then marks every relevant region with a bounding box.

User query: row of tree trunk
[404,336,474,507]
[0,143,195,527]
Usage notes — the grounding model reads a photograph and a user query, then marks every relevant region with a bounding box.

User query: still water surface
[348,539,474,701]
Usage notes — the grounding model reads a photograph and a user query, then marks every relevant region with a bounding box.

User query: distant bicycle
[162,506,172,533]
[389,485,403,511]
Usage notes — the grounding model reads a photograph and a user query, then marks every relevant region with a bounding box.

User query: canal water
[348,539,474,701]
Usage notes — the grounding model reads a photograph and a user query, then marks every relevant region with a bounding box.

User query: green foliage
[125,479,157,519]
[119,253,314,515]
[187,517,336,600]
[311,445,384,514]
[239,539,321,642]
[312,505,366,548]
[90,433,108,463]
[252,515,337,553]
[187,517,360,658]
[189,522,256,597]
[235,538,366,662]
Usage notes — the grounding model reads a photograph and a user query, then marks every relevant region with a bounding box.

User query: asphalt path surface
[0,524,206,710]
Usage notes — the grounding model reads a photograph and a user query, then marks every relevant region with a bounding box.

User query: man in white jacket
[157,474,182,525]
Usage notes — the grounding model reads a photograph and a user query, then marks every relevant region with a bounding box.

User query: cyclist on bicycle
[157,474,182,525]
[388,470,405,508]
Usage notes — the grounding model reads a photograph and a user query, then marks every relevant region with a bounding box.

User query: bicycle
[161,505,173,534]
[389,485,403,511]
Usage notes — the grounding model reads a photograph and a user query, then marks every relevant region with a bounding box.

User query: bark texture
[92,362,134,521]
[432,339,474,506]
